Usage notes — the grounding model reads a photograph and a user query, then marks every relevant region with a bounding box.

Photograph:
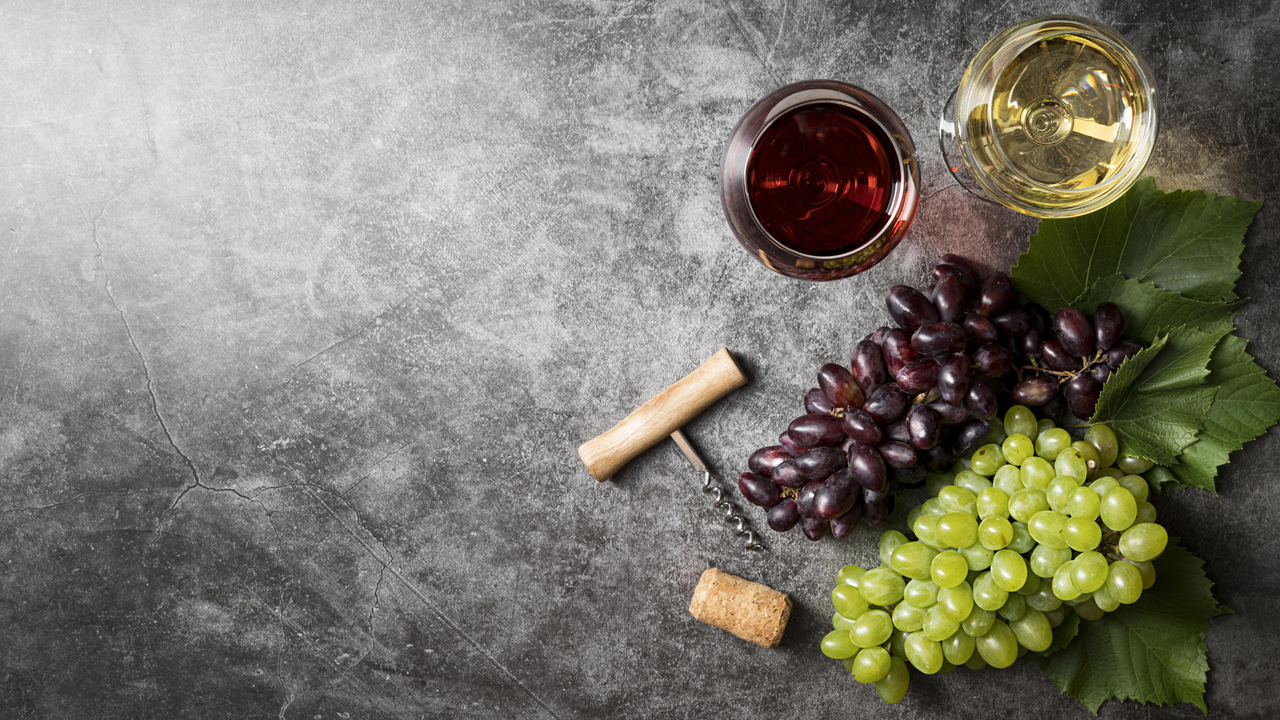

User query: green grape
[1100,487,1137,531]
[1064,516,1103,552]
[1085,424,1119,468]
[942,629,976,665]
[990,549,1029,592]
[1067,486,1101,519]
[906,504,924,530]
[836,564,867,589]
[983,421,1008,447]
[1036,427,1072,461]
[874,657,910,704]
[859,568,906,606]
[965,653,988,670]
[833,611,858,631]
[930,550,969,588]
[1065,592,1092,606]
[893,602,927,632]
[1046,476,1077,513]
[1055,447,1089,484]
[1005,405,1039,440]
[1071,441,1101,480]
[879,531,908,568]
[1052,561,1081,601]
[1044,606,1067,628]
[1118,474,1150,503]
[904,632,943,674]
[926,472,955,497]
[1071,551,1109,593]
[1089,476,1119,498]
[1019,456,1056,490]
[843,656,857,674]
[1008,521,1035,553]
[1008,488,1050,523]
[1123,558,1156,588]
[974,620,1018,668]
[972,571,1008,611]
[939,659,957,675]
[1073,598,1105,621]
[1002,434,1035,466]
[852,646,892,683]
[1092,583,1120,612]
[851,609,894,647]
[1026,582,1063,612]
[952,470,991,495]
[904,578,941,608]
[1117,455,1155,474]
[1037,417,1056,433]
[1107,560,1144,604]
[976,487,1010,520]
[959,543,994,571]
[1135,501,1158,525]
[821,628,859,658]
[1093,466,1123,480]
[921,498,946,516]
[971,444,1006,476]
[890,542,939,580]
[1018,574,1043,596]
[994,465,1024,495]
[938,581,974,623]
[939,486,979,516]
[937,512,979,548]
[1010,609,1053,651]
[997,591,1026,622]
[962,605,995,637]
[1119,523,1168,562]
[924,605,962,641]
[1030,544,1072,578]
[912,515,943,548]
[890,627,908,658]
[832,584,870,619]
[1028,510,1069,550]
[978,517,1013,550]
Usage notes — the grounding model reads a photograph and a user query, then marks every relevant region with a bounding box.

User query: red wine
[746,102,900,257]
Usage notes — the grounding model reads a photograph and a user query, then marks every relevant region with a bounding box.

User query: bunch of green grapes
[819,406,1168,703]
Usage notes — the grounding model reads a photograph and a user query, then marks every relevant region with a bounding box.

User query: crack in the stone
[2,487,152,515]
[341,441,414,498]
[366,563,387,633]
[264,292,418,395]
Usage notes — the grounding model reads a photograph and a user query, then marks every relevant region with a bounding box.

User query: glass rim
[955,15,1159,216]
[725,80,919,261]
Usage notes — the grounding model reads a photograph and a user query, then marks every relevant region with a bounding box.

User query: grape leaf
[1035,541,1227,715]
[1159,335,1280,493]
[1089,332,1218,465]
[1011,178,1262,312]
[1072,275,1240,346]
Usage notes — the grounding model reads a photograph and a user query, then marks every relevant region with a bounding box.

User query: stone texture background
[0,0,1275,718]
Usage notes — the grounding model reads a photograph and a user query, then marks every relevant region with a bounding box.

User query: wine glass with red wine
[720,80,919,281]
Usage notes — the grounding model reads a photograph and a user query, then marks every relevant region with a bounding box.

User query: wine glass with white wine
[938,16,1158,217]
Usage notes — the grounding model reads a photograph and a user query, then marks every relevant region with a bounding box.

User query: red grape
[813,468,858,521]
[1039,340,1081,371]
[842,409,883,444]
[885,285,939,332]
[804,387,834,415]
[880,329,919,376]
[793,446,846,481]
[912,322,967,356]
[851,339,889,394]
[1108,338,1143,368]
[766,500,800,532]
[952,419,991,456]
[771,459,806,488]
[819,363,864,409]
[748,446,791,477]
[863,383,909,424]
[965,377,999,420]
[830,503,863,538]
[933,273,968,323]
[801,516,828,540]
[928,399,969,426]
[787,413,845,447]
[778,431,810,456]
[992,308,1031,336]
[906,404,941,450]
[877,440,918,468]
[738,472,781,508]
[971,343,1013,378]
[1011,375,1060,407]
[938,353,971,405]
[975,272,1013,317]
[848,442,887,491]
[896,358,941,394]
[963,312,1000,344]
[1064,375,1101,419]
[797,479,822,518]
[1093,302,1125,351]
[1054,307,1095,357]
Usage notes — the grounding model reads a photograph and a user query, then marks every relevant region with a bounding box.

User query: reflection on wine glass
[938,16,1158,218]
[721,80,919,281]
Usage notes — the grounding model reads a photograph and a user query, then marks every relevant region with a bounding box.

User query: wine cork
[688,568,791,648]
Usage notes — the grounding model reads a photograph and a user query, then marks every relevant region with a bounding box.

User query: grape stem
[1021,349,1110,384]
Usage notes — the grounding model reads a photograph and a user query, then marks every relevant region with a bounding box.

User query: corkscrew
[578,348,765,551]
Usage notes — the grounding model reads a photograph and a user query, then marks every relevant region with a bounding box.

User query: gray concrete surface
[0,1,1275,718]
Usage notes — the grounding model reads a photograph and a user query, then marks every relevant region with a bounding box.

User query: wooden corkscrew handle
[578,348,748,481]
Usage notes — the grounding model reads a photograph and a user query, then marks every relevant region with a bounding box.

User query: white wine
[947,17,1157,217]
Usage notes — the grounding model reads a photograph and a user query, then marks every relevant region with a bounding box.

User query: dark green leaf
[1035,541,1227,714]
[1162,335,1280,493]
[1072,275,1240,346]
[1011,179,1261,311]
[1090,332,1218,465]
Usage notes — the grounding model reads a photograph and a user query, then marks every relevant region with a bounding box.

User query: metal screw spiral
[671,429,764,551]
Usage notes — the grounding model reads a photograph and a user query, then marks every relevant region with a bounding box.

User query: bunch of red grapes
[737,254,1144,541]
